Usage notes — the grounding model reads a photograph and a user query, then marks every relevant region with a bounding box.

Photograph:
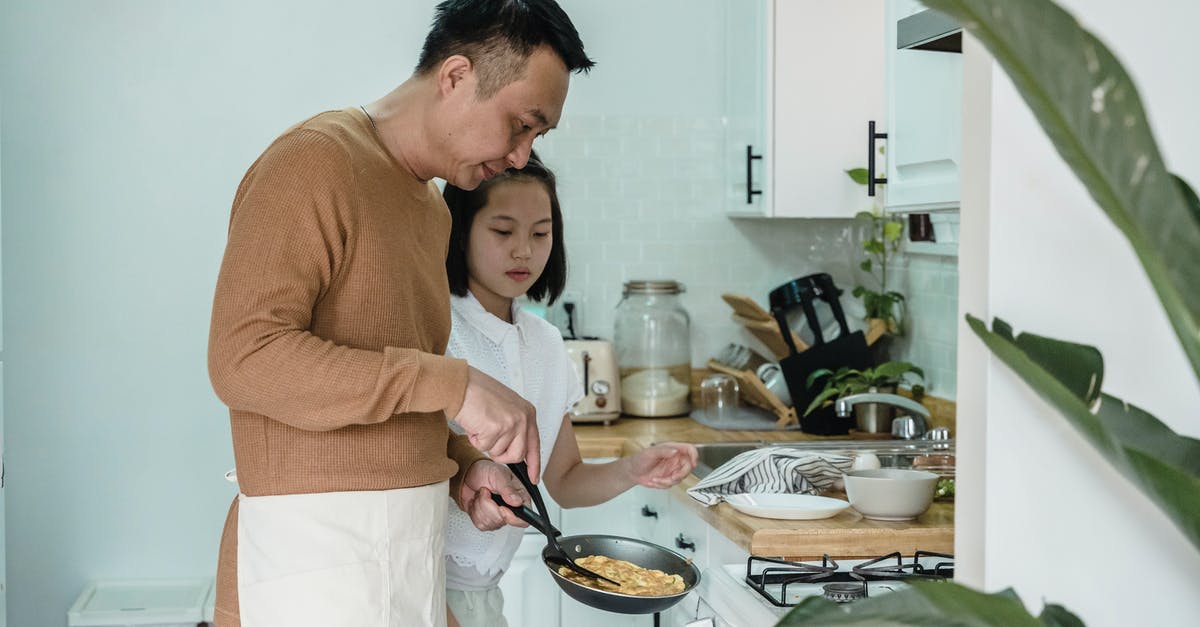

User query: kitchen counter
[573,416,954,560]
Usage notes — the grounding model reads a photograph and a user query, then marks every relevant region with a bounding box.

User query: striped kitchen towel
[687,447,853,506]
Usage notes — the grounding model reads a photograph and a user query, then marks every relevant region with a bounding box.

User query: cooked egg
[557,555,685,596]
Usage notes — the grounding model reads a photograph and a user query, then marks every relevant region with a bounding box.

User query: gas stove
[689,552,955,626]
[743,551,954,607]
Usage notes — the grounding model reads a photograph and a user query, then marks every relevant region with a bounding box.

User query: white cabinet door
[771,0,886,218]
[722,0,772,217]
[724,0,885,218]
[884,0,963,212]
[499,531,561,627]
[558,482,646,625]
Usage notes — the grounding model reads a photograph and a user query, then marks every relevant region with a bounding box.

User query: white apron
[236,480,449,627]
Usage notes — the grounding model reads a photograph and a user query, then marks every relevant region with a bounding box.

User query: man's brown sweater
[207,107,484,626]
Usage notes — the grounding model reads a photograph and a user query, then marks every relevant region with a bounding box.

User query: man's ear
[438,54,473,97]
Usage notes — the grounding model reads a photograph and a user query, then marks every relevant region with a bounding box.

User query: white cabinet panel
[499,531,561,627]
[884,0,963,212]
[0,361,5,625]
[724,0,886,218]
[558,486,649,626]
[771,0,886,218]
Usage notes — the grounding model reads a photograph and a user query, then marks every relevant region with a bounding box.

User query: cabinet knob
[675,533,696,552]
[640,505,658,519]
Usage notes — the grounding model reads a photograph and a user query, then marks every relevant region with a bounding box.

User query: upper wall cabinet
[723,1,885,218]
[883,0,963,212]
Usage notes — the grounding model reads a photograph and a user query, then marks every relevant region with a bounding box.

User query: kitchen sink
[693,442,766,479]
[689,439,955,480]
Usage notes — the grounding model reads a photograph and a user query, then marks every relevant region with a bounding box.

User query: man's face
[439,46,569,190]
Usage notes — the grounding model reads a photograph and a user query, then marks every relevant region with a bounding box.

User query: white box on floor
[68,579,211,627]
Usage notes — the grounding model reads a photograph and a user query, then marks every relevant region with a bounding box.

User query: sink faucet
[834,393,931,437]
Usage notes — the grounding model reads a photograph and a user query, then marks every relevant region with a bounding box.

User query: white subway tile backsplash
[537,113,960,398]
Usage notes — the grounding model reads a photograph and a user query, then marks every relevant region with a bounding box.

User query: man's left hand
[460,460,531,531]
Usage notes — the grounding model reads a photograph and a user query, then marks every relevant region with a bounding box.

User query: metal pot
[854,386,896,433]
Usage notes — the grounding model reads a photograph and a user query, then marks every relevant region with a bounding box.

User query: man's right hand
[453,367,542,483]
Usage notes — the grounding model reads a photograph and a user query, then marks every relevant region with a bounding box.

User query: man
[207,1,593,625]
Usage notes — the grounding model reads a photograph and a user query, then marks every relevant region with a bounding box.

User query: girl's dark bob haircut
[443,151,567,305]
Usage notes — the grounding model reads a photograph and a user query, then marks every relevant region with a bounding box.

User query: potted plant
[845,165,907,331]
[803,361,925,433]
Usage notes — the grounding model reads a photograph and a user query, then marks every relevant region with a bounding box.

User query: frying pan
[492,462,701,614]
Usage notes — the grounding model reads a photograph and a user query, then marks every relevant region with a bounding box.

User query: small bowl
[843,468,939,521]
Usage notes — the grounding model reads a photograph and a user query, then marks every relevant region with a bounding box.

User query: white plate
[724,493,849,520]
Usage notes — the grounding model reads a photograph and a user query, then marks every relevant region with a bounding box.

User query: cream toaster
[564,338,622,424]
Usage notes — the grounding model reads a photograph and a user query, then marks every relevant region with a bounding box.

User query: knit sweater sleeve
[207,129,468,431]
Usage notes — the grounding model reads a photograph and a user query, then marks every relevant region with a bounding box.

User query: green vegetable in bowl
[935,478,955,499]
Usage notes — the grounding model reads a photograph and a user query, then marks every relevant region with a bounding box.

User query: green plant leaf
[966,314,1200,553]
[1038,604,1088,627]
[883,220,904,241]
[1011,330,1103,406]
[923,0,1200,381]
[777,581,1048,626]
[860,260,873,272]
[847,168,870,185]
[872,361,925,384]
[803,385,843,417]
[1176,173,1200,228]
[805,368,835,389]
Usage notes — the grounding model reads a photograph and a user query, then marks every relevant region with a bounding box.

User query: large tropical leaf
[776,581,1074,626]
[968,315,1200,552]
[921,0,1200,380]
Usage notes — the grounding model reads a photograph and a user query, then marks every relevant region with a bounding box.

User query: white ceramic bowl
[843,468,939,521]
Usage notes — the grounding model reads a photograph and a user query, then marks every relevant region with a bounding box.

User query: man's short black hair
[444,151,567,305]
[417,0,595,98]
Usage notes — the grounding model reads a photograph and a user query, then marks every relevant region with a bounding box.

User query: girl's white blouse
[443,292,583,590]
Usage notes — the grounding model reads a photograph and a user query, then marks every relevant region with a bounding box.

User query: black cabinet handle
[640,505,658,519]
[745,145,763,204]
[675,533,696,552]
[867,120,888,197]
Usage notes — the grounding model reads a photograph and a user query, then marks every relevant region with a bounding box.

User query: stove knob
[591,380,610,396]
[595,396,607,408]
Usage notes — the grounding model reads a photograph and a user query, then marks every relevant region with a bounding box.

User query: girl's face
[466,178,554,321]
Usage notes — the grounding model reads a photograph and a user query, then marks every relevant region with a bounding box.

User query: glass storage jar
[613,280,692,417]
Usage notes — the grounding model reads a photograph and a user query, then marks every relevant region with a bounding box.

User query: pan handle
[505,461,553,523]
[489,493,560,538]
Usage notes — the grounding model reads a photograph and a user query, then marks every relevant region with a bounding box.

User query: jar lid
[623,280,686,295]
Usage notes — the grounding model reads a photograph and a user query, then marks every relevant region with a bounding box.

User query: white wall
[957,1,1200,624]
[1,1,966,624]
[0,1,737,625]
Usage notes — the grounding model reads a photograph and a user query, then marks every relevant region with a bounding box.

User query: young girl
[441,153,698,627]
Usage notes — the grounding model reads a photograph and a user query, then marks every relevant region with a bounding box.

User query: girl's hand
[626,442,699,489]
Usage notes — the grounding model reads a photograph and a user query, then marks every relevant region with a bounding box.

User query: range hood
[897,8,962,53]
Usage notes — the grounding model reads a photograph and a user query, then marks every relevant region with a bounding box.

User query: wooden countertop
[573,417,954,560]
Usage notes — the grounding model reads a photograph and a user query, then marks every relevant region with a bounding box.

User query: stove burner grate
[745,551,954,607]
